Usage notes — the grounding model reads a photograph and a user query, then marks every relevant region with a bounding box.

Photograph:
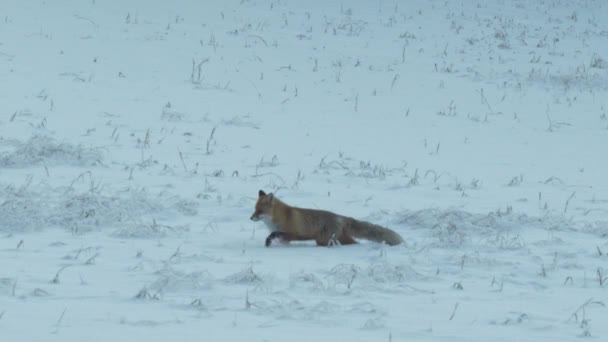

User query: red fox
[250,190,403,247]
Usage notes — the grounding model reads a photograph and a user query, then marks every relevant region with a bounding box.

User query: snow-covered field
[1,0,607,340]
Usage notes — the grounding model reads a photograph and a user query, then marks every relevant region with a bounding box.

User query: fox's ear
[258,190,266,197]
[267,193,274,201]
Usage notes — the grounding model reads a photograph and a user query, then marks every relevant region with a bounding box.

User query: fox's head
[250,190,274,221]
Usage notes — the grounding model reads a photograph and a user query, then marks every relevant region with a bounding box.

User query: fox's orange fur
[250,190,403,247]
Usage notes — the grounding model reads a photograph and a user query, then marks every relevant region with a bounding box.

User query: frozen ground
[1,0,607,340]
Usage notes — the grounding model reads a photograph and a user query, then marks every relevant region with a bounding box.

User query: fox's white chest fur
[260,214,279,232]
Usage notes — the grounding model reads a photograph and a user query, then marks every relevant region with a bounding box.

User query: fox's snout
[250,213,259,221]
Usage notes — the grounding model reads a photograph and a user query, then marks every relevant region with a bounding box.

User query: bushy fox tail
[346,219,403,246]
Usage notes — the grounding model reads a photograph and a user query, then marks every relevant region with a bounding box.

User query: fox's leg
[338,234,357,245]
[315,226,343,246]
[319,233,356,246]
[265,231,299,247]
[315,239,329,246]
[265,231,285,246]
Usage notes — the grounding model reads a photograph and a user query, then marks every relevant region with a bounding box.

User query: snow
[1,0,607,340]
